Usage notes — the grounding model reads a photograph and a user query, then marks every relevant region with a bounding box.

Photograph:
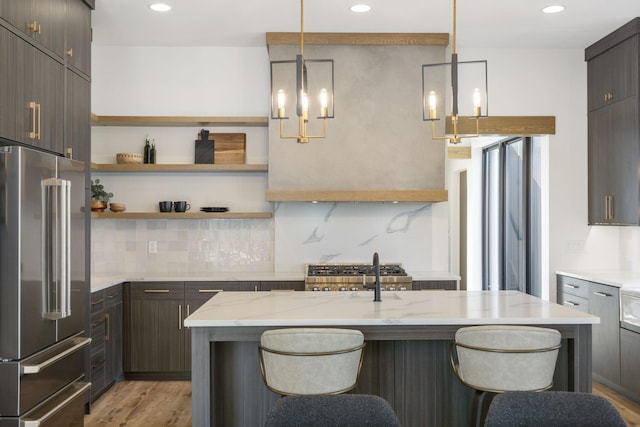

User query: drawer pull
[22,337,91,375]
[21,382,91,427]
[565,301,578,306]
[92,359,106,370]
[144,289,170,293]
[593,291,611,298]
[564,284,579,289]
[91,318,106,328]
[107,292,120,299]
[105,313,110,341]
[178,304,182,330]
[91,298,105,306]
[198,289,224,293]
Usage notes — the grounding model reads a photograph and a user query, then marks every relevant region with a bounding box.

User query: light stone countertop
[90,272,304,293]
[556,270,640,289]
[91,270,460,293]
[184,290,598,328]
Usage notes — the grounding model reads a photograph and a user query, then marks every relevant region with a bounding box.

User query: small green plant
[91,179,113,202]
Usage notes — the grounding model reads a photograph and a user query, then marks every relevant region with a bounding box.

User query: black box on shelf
[195,139,214,164]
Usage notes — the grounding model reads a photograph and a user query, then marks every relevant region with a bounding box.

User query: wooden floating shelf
[265,189,448,203]
[91,114,268,127]
[91,212,273,220]
[91,163,268,173]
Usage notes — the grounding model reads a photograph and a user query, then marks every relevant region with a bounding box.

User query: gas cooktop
[304,263,413,291]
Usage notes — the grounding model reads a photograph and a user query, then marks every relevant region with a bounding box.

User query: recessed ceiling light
[350,4,372,13]
[149,3,171,12]
[542,5,565,14]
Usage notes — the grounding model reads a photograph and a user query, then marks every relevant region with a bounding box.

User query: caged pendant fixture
[270,0,335,143]
[422,0,488,144]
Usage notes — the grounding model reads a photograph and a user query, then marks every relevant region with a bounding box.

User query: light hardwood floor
[85,380,640,427]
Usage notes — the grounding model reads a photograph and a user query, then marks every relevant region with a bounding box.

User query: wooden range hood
[266,189,448,203]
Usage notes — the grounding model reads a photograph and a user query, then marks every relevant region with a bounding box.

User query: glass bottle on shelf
[143,138,151,164]
[150,144,156,164]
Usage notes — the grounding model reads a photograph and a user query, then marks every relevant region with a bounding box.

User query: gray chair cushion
[264,394,401,427]
[484,391,627,427]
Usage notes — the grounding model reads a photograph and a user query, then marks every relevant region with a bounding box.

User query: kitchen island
[184,290,597,427]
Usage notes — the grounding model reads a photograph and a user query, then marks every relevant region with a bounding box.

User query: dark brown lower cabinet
[413,280,457,290]
[126,281,255,378]
[90,284,123,402]
[620,328,640,401]
[126,282,186,378]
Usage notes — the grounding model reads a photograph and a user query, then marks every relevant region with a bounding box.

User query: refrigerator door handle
[41,178,72,320]
[21,337,91,375]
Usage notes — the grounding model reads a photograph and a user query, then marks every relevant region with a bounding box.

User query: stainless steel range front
[304,263,413,291]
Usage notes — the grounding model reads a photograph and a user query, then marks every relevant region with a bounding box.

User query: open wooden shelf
[91,163,268,173]
[265,189,448,203]
[91,114,268,127]
[91,212,273,220]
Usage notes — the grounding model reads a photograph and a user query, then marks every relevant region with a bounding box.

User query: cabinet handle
[92,359,106,370]
[198,289,223,293]
[66,48,73,57]
[91,298,105,306]
[144,289,170,293]
[107,292,120,299]
[564,284,578,289]
[185,304,191,330]
[565,301,578,306]
[178,304,182,330]
[36,102,41,140]
[593,291,611,298]
[27,21,41,34]
[604,195,614,220]
[28,102,41,139]
[604,92,614,102]
[104,313,110,341]
[65,147,73,160]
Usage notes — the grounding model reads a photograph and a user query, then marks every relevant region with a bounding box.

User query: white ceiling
[92,0,640,50]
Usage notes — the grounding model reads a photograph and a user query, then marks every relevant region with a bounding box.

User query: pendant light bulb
[473,88,481,117]
[320,88,328,117]
[277,89,286,118]
[428,91,437,119]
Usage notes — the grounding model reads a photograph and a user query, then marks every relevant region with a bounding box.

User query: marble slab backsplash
[91,219,273,275]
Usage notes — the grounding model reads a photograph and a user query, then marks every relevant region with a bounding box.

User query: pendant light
[422,0,488,144]
[270,0,335,143]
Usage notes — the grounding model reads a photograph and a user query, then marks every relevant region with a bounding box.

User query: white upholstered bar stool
[450,325,562,427]
[259,328,401,427]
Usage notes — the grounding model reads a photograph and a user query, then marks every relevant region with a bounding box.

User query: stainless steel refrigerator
[0,145,90,426]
